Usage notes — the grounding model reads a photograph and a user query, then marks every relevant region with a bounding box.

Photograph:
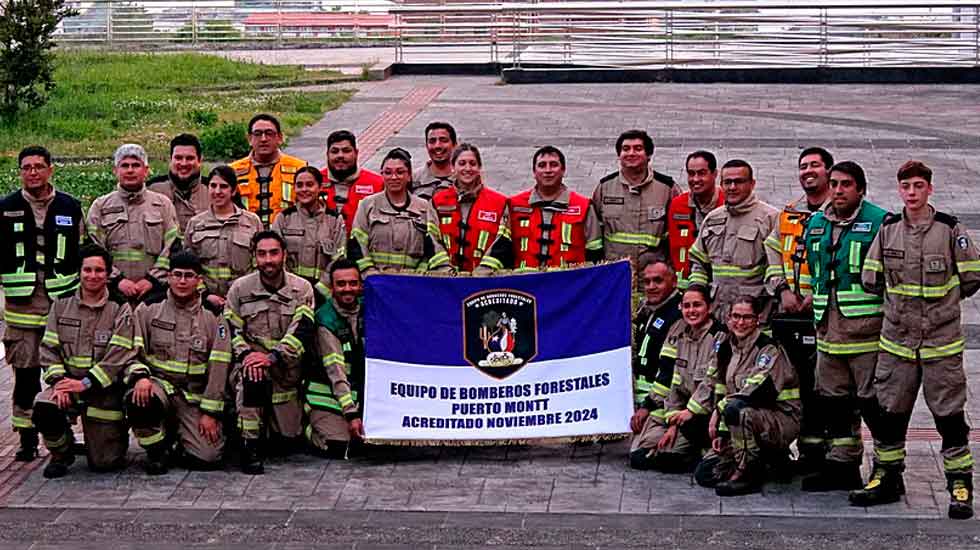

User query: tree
[0,0,77,118]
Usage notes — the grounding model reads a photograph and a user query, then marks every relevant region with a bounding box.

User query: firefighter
[431,143,511,273]
[629,259,683,410]
[348,148,453,275]
[852,160,980,520]
[592,129,680,265]
[124,250,231,474]
[33,245,137,478]
[307,259,365,457]
[411,121,457,201]
[666,150,725,289]
[800,161,889,492]
[147,133,209,235]
[231,113,308,229]
[320,130,384,236]
[694,295,801,496]
[0,146,86,461]
[507,146,604,270]
[763,146,834,473]
[271,166,346,301]
[688,159,778,322]
[87,144,179,304]
[224,231,315,475]
[184,165,263,311]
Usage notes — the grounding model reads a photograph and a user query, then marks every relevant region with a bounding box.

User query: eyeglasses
[729,312,757,322]
[250,130,279,138]
[169,270,199,280]
[20,164,49,173]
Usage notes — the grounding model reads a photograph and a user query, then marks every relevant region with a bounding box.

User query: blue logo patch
[757,353,772,368]
[852,222,871,233]
[55,215,73,227]
[653,318,665,329]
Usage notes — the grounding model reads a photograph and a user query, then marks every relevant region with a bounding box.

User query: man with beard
[411,122,457,201]
[763,147,834,473]
[224,231,314,474]
[306,259,365,457]
[148,134,210,235]
[320,130,383,235]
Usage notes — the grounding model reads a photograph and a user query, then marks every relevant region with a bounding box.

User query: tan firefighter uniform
[307,297,364,452]
[688,193,779,321]
[348,193,452,274]
[411,162,455,202]
[184,206,263,297]
[231,153,307,229]
[271,203,347,299]
[861,207,980,477]
[224,271,315,440]
[695,329,801,486]
[34,292,137,470]
[592,169,680,264]
[87,185,179,286]
[631,318,728,471]
[148,174,209,236]
[124,292,232,464]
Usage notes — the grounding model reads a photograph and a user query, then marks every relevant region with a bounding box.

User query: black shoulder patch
[280,205,298,216]
[934,211,958,228]
[883,212,903,226]
[653,170,676,187]
[599,171,619,184]
[146,175,169,185]
[754,332,776,349]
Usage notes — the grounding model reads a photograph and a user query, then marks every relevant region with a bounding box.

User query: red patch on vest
[477,210,498,223]
[565,206,581,216]
[354,185,375,195]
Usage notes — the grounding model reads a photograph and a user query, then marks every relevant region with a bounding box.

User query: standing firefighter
[0,146,85,461]
[666,150,724,289]
[852,161,980,520]
[764,146,834,472]
[800,161,889,492]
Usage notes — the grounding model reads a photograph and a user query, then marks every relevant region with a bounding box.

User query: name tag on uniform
[602,196,625,205]
[101,205,124,215]
[809,227,825,236]
[512,206,533,214]
[282,228,304,236]
[672,213,690,221]
[802,336,816,345]
[884,249,905,259]
[355,185,375,195]
[280,165,298,175]
[436,205,456,213]
[477,210,498,223]
[565,206,581,216]
[58,318,81,327]
[56,215,73,226]
[151,319,176,331]
[852,222,871,232]
[95,331,110,345]
[3,210,23,217]
[706,216,726,226]
[653,317,665,329]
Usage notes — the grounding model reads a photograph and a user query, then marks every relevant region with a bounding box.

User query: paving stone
[214,509,293,525]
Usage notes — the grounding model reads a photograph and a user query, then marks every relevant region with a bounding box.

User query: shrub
[201,121,250,161]
[186,109,219,127]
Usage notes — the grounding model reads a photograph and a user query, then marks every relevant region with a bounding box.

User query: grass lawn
[0,51,354,205]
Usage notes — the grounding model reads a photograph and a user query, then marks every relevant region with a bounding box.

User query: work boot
[946,474,974,520]
[765,451,795,484]
[241,439,264,475]
[715,465,764,497]
[14,430,38,462]
[143,443,170,476]
[848,467,905,506]
[801,461,863,492]
[42,452,75,479]
[794,451,825,476]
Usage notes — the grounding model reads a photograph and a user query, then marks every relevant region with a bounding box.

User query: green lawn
[0,51,354,205]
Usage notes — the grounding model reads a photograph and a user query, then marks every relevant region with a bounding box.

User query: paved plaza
[1,74,980,546]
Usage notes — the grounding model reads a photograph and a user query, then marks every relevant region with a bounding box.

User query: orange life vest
[776,207,814,295]
[231,153,307,228]
[667,190,725,283]
[319,168,384,236]
[432,186,508,272]
[509,189,590,268]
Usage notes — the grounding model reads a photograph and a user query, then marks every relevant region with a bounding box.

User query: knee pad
[723,398,749,428]
[31,401,66,434]
[242,379,271,408]
[12,368,42,410]
[936,412,970,451]
[124,395,164,429]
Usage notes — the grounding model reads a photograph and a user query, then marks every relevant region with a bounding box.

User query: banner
[362,261,634,445]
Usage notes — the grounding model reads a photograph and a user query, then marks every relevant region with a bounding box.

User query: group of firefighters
[0,114,975,519]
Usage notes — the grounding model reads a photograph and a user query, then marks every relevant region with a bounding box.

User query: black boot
[241,439,264,475]
[801,461,863,492]
[947,474,974,520]
[143,443,170,476]
[42,452,75,479]
[848,467,905,506]
[14,430,38,462]
[715,464,764,497]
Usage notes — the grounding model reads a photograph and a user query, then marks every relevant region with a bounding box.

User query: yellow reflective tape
[86,406,124,422]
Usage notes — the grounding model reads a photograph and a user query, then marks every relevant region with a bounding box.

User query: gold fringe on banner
[364,433,630,447]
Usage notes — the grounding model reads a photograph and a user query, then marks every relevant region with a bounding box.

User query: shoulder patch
[957,235,971,250]
[852,222,872,233]
[756,353,773,368]
[883,212,903,226]
[653,170,676,187]
[599,171,619,184]
[934,211,958,228]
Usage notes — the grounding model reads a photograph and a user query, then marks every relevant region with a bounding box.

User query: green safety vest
[308,299,364,413]
[805,200,888,323]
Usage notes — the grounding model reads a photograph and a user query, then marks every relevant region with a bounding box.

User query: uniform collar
[902,205,936,228]
[684,318,715,341]
[332,296,361,318]
[420,161,454,183]
[689,187,721,213]
[530,185,570,208]
[167,290,202,312]
[823,199,864,225]
[250,151,281,169]
[455,182,483,203]
[732,328,762,350]
[787,193,828,214]
[117,183,146,204]
[77,288,108,309]
[646,289,680,315]
[726,192,759,217]
[328,167,361,186]
[620,168,654,191]
[21,187,55,208]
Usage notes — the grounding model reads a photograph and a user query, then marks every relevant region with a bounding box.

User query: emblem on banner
[463,289,538,379]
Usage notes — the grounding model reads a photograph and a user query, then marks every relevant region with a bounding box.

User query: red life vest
[667,190,725,280]
[319,168,384,235]
[509,189,590,268]
[432,185,509,272]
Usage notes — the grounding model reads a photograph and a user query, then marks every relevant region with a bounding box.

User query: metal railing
[389,1,980,68]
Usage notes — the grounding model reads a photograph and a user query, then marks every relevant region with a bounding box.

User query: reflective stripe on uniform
[887,275,960,299]
[879,335,964,361]
[816,338,879,355]
[605,232,660,248]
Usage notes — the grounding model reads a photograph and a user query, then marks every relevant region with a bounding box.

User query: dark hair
[18,145,51,166]
[327,130,356,150]
[251,230,287,253]
[170,250,203,274]
[382,147,412,174]
[425,121,457,145]
[829,161,868,194]
[638,256,674,274]
[248,113,282,134]
[683,284,712,305]
[208,165,238,188]
[532,145,565,170]
[897,160,932,184]
[295,166,324,185]
[731,294,764,316]
[799,147,834,170]
[616,129,654,156]
[170,133,202,158]
[721,159,754,180]
[329,257,361,280]
[79,243,112,274]
[686,150,717,172]
[451,142,482,167]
